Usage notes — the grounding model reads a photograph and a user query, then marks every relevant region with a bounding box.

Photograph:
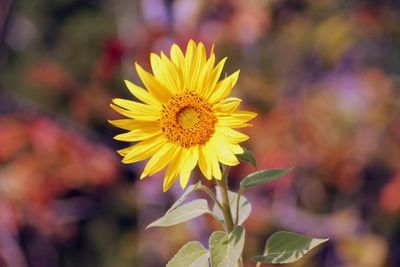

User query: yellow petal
[196,53,215,96]
[124,80,161,107]
[121,135,166,164]
[216,110,257,127]
[151,53,181,94]
[111,100,160,121]
[161,52,183,92]
[184,40,199,90]
[210,137,239,166]
[117,145,133,157]
[204,141,221,180]
[192,43,209,94]
[196,42,207,71]
[179,146,199,189]
[163,147,183,192]
[135,63,171,103]
[198,145,212,180]
[110,103,135,118]
[209,70,240,104]
[212,97,242,113]
[209,44,215,56]
[113,126,161,142]
[215,126,249,143]
[227,143,244,155]
[170,44,185,69]
[204,57,227,98]
[216,116,251,128]
[140,142,176,179]
[225,110,258,121]
[108,119,158,131]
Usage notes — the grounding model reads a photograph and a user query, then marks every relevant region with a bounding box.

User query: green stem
[198,185,226,230]
[198,184,224,212]
[217,166,244,267]
[235,188,244,226]
[216,165,235,233]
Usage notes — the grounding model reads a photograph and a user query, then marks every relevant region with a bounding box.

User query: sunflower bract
[109,40,257,191]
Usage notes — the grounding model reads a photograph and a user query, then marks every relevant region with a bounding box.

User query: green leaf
[169,182,202,212]
[213,190,251,225]
[209,226,245,267]
[147,199,210,229]
[167,241,209,267]
[236,148,256,167]
[253,231,328,264]
[240,168,293,189]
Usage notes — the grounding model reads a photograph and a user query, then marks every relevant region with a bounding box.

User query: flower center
[178,108,199,129]
[160,91,217,147]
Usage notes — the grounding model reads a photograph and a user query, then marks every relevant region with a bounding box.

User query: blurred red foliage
[0,114,119,230]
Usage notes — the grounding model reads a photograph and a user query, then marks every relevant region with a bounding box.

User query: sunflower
[109,40,257,191]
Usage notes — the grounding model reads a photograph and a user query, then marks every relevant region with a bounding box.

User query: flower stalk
[216,165,244,267]
[217,165,235,233]
[198,184,224,211]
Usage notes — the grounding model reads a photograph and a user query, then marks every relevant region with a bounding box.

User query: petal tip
[140,172,147,180]
[123,79,131,86]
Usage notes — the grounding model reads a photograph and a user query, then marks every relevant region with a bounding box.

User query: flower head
[109,40,257,191]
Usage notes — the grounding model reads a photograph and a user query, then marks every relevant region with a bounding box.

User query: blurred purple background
[1,0,400,266]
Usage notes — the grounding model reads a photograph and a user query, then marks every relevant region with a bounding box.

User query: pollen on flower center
[178,108,199,129]
[160,91,217,147]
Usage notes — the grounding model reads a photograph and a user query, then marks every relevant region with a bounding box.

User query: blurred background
[1,0,400,266]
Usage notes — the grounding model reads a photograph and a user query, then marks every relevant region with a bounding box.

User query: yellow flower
[109,40,257,191]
